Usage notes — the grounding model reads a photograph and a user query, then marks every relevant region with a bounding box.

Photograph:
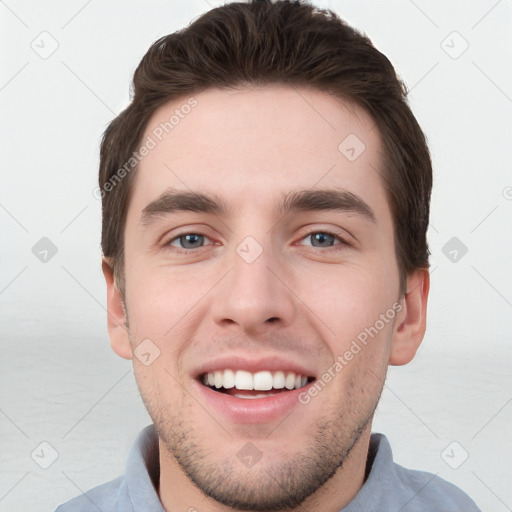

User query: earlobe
[389,269,430,366]
[101,258,133,360]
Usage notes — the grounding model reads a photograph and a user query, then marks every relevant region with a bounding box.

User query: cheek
[297,265,399,399]
[298,264,398,345]
[126,262,203,341]
[134,360,189,428]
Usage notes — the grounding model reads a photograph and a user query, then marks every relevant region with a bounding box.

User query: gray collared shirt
[55,424,481,511]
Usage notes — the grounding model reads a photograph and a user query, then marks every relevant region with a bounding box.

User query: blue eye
[169,233,210,249]
[298,231,347,250]
[162,229,348,257]
[307,232,336,247]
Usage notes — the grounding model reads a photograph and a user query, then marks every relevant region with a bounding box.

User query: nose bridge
[211,233,295,332]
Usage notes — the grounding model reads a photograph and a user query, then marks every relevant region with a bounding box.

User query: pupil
[180,233,334,249]
[182,234,203,248]
[312,233,334,247]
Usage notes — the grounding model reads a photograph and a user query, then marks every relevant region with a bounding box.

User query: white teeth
[203,369,311,391]
[253,371,273,391]
[284,373,296,390]
[223,369,235,389]
[214,370,223,389]
[235,370,253,390]
[273,371,285,389]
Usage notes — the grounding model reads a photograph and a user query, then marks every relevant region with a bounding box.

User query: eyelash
[162,230,350,255]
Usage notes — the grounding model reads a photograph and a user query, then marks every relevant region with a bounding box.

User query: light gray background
[1,1,511,511]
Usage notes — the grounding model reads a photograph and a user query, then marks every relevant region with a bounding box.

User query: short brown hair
[99,0,432,299]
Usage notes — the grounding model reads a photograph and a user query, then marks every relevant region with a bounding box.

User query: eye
[162,230,349,255]
[167,233,213,250]
[297,230,348,250]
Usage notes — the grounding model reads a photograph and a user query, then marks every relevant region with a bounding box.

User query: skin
[103,85,429,512]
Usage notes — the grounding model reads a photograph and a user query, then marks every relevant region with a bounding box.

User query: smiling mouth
[199,369,315,399]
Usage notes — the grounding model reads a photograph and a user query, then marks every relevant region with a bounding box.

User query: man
[56,1,481,510]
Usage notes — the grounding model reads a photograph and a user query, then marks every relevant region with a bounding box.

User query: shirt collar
[124,424,165,512]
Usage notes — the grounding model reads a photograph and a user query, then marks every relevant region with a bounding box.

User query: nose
[210,240,296,335]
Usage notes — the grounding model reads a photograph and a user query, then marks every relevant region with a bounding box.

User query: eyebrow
[140,188,376,226]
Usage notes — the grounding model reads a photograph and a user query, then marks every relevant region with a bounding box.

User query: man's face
[108,85,422,509]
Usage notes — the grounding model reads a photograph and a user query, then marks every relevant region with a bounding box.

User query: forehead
[128,85,388,221]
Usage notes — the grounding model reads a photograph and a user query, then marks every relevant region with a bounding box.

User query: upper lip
[193,355,317,379]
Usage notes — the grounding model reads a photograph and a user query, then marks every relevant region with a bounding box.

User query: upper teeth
[202,370,309,391]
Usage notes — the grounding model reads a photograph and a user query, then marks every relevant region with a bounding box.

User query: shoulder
[364,434,481,512]
[54,476,124,512]
[392,462,482,511]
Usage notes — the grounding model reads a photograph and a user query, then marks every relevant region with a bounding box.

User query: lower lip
[193,379,313,424]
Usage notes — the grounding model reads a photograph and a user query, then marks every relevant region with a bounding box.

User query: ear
[389,269,430,366]
[101,258,132,360]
